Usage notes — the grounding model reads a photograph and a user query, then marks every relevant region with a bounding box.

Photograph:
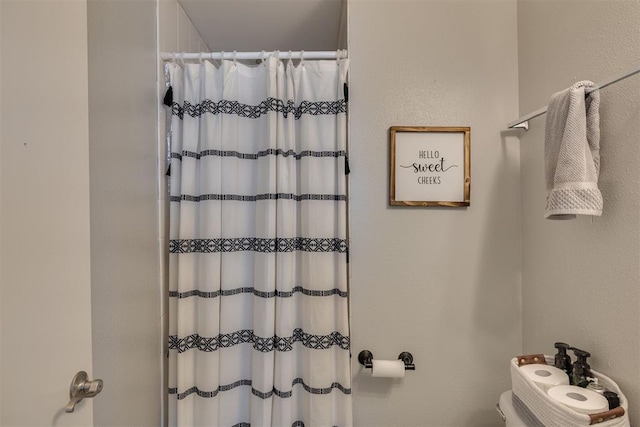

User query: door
[0,0,95,425]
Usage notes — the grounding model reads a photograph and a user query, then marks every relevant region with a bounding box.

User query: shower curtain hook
[199,52,204,65]
[260,50,266,65]
[287,50,292,67]
[300,50,305,66]
[220,51,225,67]
[233,50,237,67]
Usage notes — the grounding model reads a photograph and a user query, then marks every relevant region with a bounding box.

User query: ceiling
[178,0,346,52]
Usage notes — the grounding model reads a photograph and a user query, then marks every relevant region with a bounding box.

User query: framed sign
[390,126,470,207]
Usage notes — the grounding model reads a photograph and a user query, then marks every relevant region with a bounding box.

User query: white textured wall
[518,0,640,422]
[159,0,210,55]
[87,0,161,425]
[349,1,521,425]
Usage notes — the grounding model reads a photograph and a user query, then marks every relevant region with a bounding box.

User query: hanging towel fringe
[163,86,173,107]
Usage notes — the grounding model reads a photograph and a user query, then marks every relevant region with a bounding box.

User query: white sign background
[394,131,465,202]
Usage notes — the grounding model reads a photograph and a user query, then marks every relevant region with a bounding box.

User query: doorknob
[65,371,103,413]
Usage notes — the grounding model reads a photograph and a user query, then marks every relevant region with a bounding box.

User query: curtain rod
[161,50,347,62]
[508,64,640,130]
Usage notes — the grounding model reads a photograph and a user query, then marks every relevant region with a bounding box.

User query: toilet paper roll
[519,364,570,391]
[370,359,405,378]
[547,385,609,414]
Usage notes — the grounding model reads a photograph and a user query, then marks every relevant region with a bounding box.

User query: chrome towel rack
[508,64,640,130]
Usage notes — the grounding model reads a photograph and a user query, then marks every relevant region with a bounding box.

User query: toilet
[497,390,543,427]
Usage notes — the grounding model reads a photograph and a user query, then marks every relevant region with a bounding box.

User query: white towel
[544,81,602,220]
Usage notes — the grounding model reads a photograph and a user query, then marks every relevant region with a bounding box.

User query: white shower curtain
[166,56,352,427]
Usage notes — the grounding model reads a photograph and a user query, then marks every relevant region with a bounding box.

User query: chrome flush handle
[65,371,103,413]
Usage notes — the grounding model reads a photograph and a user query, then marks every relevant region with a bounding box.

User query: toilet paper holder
[357,350,415,370]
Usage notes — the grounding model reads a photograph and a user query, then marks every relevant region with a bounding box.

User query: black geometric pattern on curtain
[170,193,347,202]
[169,378,351,400]
[171,148,347,161]
[168,329,350,353]
[171,98,347,120]
[169,237,348,254]
[169,286,349,299]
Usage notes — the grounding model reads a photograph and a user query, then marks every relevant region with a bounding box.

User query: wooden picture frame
[390,126,470,207]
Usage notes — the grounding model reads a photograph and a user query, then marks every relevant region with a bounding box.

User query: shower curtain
[166,56,352,427]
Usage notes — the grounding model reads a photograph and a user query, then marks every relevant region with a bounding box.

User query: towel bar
[508,64,640,130]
